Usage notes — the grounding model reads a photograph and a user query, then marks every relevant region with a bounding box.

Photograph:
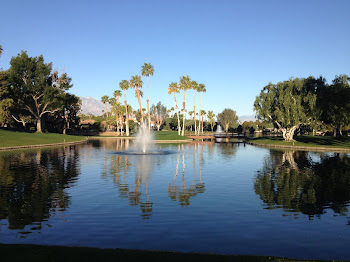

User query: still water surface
[0,139,349,260]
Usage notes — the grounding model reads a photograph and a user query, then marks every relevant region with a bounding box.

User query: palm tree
[168,82,181,135]
[179,75,192,136]
[188,111,194,132]
[119,80,130,136]
[130,75,143,123]
[113,90,122,133]
[101,95,109,118]
[192,81,199,135]
[197,83,206,135]
[170,107,175,117]
[201,110,206,134]
[141,63,154,130]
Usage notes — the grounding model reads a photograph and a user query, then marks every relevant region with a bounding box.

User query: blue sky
[1,0,349,118]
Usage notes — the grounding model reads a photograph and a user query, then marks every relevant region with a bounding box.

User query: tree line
[0,51,80,133]
[254,75,350,141]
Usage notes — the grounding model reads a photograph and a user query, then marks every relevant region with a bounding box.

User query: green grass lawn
[247,135,350,149]
[153,131,191,140]
[0,129,87,148]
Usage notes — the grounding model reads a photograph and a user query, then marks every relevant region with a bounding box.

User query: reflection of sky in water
[0,141,349,260]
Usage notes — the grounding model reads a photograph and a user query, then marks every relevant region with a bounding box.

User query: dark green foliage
[217,108,238,133]
[1,51,80,133]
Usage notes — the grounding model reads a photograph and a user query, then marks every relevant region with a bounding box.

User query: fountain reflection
[254,150,350,221]
[0,146,81,234]
[105,141,207,217]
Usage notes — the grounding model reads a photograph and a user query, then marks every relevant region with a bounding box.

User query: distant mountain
[79,96,111,116]
[238,114,256,123]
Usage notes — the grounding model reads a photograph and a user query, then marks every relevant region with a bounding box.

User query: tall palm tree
[113,90,122,132]
[130,75,143,123]
[119,80,130,136]
[168,82,181,135]
[192,81,199,135]
[179,76,192,136]
[197,83,206,135]
[201,110,206,134]
[101,95,109,118]
[141,63,154,130]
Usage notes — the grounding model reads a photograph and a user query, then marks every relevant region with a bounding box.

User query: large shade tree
[7,51,73,132]
[317,75,350,137]
[217,108,238,134]
[141,63,154,130]
[254,77,317,141]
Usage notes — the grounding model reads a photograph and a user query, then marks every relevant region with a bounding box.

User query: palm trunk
[135,86,143,123]
[147,76,151,130]
[104,102,108,118]
[182,91,186,136]
[124,91,129,136]
[198,92,202,135]
[174,93,181,135]
[193,90,196,135]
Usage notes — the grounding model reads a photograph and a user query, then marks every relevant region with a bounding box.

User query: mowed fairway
[248,135,350,149]
[0,129,86,148]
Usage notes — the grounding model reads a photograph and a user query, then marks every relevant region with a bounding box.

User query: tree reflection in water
[105,141,207,218]
[254,150,350,221]
[168,143,206,207]
[0,146,81,233]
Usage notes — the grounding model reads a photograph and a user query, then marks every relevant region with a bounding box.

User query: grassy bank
[0,244,327,262]
[247,135,350,150]
[153,131,191,141]
[0,129,87,148]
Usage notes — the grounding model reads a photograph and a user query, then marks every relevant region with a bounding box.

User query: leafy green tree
[119,80,130,136]
[254,78,317,141]
[130,75,143,123]
[217,108,238,134]
[0,70,13,126]
[141,63,154,130]
[317,75,350,137]
[207,110,215,131]
[150,101,167,131]
[7,51,73,132]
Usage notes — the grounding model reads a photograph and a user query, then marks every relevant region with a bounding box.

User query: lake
[0,138,349,260]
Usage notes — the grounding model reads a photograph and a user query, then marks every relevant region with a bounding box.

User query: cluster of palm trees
[168,76,206,136]
[101,63,154,136]
[101,65,209,137]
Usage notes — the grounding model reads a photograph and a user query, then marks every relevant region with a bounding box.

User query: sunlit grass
[153,131,191,140]
[0,129,86,148]
[247,135,350,149]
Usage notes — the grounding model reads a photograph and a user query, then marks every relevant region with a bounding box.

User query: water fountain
[215,124,224,142]
[114,122,174,155]
[215,125,223,135]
